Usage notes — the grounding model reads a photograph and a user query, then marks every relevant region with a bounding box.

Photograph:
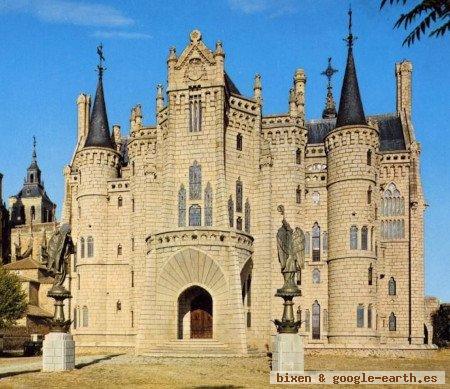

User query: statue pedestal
[42,332,75,371]
[271,333,304,372]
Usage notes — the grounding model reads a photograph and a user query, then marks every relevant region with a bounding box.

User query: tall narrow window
[367,149,372,166]
[389,313,396,331]
[237,133,243,151]
[312,301,320,340]
[382,183,404,216]
[117,244,122,256]
[131,311,134,328]
[368,304,373,328]
[132,161,135,175]
[236,178,243,212]
[296,186,302,204]
[87,236,94,257]
[245,199,251,233]
[82,306,89,327]
[370,227,374,251]
[189,96,202,132]
[178,185,186,227]
[388,277,396,296]
[131,237,135,251]
[305,309,310,332]
[312,268,320,284]
[131,270,134,288]
[189,204,201,227]
[132,198,135,212]
[189,161,202,200]
[205,182,213,226]
[73,308,77,329]
[357,304,364,328]
[236,217,243,230]
[228,196,234,227]
[312,222,320,261]
[368,264,373,285]
[80,237,85,259]
[296,148,302,164]
[367,186,372,204]
[361,226,368,250]
[304,232,310,255]
[118,196,123,207]
[77,274,80,290]
[31,206,35,220]
[73,246,77,271]
[350,226,358,250]
[323,232,328,252]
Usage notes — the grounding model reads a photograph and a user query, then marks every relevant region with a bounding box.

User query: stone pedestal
[42,332,75,371]
[272,333,304,372]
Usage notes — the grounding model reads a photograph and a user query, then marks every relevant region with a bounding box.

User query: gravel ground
[0,349,448,388]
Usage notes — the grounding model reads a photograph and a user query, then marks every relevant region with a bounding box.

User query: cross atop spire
[321,58,338,119]
[344,6,357,48]
[321,57,338,88]
[96,43,106,78]
[32,135,37,162]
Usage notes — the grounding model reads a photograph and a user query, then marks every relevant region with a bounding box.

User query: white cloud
[228,0,298,17]
[0,0,134,27]
[92,30,152,40]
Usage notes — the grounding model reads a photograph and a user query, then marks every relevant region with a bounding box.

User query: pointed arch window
[82,306,89,327]
[237,133,243,151]
[304,232,310,255]
[296,186,302,204]
[368,264,373,285]
[245,199,251,233]
[388,277,396,296]
[312,301,320,339]
[296,148,302,165]
[361,226,368,250]
[205,182,213,226]
[312,268,320,284]
[350,226,358,250]
[189,161,202,200]
[189,96,202,132]
[117,244,122,256]
[382,183,404,216]
[189,204,201,227]
[312,222,321,261]
[87,236,94,257]
[80,237,85,258]
[228,196,234,227]
[178,185,186,227]
[389,312,397,331]
[357,304,364,328]
[236,178,243,212]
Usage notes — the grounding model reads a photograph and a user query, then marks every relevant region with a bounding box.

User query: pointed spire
[156,84,164,112]
[321,57,338,119]
[336,7,367,128]
[30,136,38,167]
[27,136,41,181]
[84,44,114,149]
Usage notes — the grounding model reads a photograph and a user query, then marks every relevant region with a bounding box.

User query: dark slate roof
[84,75,115,149]
[336,46,367,128]
[306,114,406,151]
[225,72,241,95]
[16,184,54,204]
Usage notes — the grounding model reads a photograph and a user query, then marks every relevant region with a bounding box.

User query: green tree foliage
[0,267,27,329]
[381,0,450,46]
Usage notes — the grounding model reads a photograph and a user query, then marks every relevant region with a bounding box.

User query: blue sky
[0,0,448,300]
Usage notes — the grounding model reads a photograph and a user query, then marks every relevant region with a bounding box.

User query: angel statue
[276,205,305,292]
[41,224,74,287]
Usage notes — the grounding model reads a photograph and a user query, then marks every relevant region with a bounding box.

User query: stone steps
[141,339,241,357]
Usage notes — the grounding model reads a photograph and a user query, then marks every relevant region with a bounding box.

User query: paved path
[0,354,111,378]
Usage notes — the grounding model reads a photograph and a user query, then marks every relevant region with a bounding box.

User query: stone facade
[63,30,430,354]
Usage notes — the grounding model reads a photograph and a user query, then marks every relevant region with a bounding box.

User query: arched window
[323,232,328,252]
[368,304,373,328]
[312,268,320,284]
[312,301,320,339]
[237,133,243,151]
[368,264,373,285]
[205,182,213,226]
[361,226,368,250]
[388,277,396,296]
[118,196,123,207]
[357,304,364,328]
[236,178,243,212]
[389,312,396,331]
[228,196,234,227]
[296,186,302,204]
[323,309,328,331]
[189,161,202,200]
[178,185,186,227]
[80,237,85,258]
[73,308,77,329]
[117,244,122,256]
[31,206,35,221]
[82,306,88,327]
[367,149,372,166]
[87,236,94,257]
[312,222,320,261]
[245,199,251,233]
[382,183,404,216]
[350,226,358,250]
[305,309,310,332]
[236,216,243,230]
[296,148,302,164]
[304,232,310,255]
[189,205,201,226]
[367,186,372,204]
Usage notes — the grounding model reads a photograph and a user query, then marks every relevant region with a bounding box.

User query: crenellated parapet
[324,124,379,152]
[261,115,307,146]
[73,147,120,170]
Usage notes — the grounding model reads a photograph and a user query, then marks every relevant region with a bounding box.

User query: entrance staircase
[141,339,242,357]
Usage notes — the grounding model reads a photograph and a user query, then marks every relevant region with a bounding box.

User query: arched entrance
[178,286,213,339]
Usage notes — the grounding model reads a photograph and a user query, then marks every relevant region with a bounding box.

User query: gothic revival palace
[62,28,430,354]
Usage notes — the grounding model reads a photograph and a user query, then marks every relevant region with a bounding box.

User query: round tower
[325,13,379,345]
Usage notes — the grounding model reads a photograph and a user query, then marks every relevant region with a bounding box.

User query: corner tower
[325,10,379,345]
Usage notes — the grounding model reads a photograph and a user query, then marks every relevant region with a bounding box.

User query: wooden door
[190,294,212,338]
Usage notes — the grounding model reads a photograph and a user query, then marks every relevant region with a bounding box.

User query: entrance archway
[178,286,213,339]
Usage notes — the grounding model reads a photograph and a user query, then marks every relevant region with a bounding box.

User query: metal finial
[96,43,106,78]
[32,135,37,160]
[321,57,338,88]
[344,6,357,47]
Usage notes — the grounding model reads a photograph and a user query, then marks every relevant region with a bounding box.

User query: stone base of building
[304,344,437,358]
[42,332,75,371]
[271,333,304,372]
